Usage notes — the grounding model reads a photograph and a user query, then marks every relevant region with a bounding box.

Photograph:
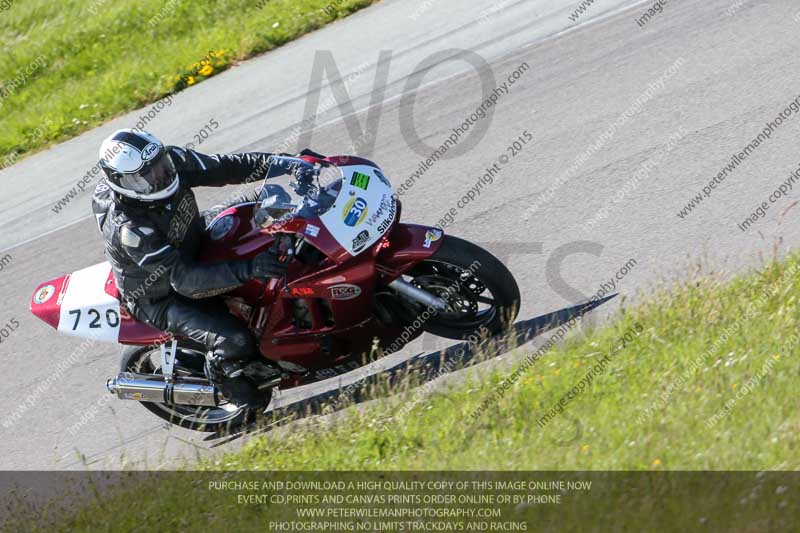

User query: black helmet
[98,129,179,201]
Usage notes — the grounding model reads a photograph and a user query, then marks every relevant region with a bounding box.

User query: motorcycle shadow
[206,293,617,445]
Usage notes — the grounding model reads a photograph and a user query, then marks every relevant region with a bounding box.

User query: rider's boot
[204,357,269,412]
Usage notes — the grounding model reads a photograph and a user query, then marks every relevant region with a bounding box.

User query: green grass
[0,0,380,163]
[15,252,800,530]
[205,253,800,471]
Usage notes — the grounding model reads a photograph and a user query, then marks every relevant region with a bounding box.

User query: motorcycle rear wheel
[119,344,253,433]
[403,235,521,340]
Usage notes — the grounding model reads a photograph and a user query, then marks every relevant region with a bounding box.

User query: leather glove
[251,247,288,279]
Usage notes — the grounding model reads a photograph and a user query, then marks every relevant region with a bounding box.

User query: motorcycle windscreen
[319,163,397,256]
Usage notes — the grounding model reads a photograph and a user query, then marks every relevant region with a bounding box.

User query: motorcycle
[30,155,520,432]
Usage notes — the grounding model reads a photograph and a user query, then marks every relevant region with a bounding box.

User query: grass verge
[213,252,800,471]
[14,251,800,530]
[0,0,380,164]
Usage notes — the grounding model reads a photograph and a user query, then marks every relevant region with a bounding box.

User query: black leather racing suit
[92,146,284,368]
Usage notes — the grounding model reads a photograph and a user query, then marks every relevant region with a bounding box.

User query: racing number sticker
[57,262,123,343]
[342,197,369,227]
[67,308,120,331]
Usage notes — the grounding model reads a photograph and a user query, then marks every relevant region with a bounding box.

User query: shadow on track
[207,294,617,445]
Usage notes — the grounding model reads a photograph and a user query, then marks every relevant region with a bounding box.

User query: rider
[92,128,316,412]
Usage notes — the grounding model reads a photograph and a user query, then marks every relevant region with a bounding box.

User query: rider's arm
[167,146,286,188]
[119,223,283,299]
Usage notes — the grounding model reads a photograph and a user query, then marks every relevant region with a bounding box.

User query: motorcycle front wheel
[402,235,521,340]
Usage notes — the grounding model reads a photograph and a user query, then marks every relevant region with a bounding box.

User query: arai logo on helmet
[329,284,362,301]
[141,142,160,161]
[342,197,368,227]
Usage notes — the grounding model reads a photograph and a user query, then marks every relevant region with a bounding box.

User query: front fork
[387,278,448,311]
[377,224,447,309]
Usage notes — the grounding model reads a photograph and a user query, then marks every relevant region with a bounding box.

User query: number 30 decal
[68,308,120,330]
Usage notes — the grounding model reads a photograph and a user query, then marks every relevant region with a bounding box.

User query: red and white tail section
[30,262,169,345]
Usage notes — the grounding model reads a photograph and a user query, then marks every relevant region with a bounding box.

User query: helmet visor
[117,152,177,195]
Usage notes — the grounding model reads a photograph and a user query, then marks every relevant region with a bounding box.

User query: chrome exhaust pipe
[106,373,219,407]
[389,278,449,311]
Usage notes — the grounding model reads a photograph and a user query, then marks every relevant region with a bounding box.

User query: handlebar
[267,155,321,196]
[256,155,340,229]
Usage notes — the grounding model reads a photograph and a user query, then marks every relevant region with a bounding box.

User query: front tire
[403,235,521,340]
[119,345,252,433]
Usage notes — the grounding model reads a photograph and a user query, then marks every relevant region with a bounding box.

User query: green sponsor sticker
[350,171,371,190]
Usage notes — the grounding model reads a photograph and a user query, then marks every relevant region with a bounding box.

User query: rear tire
[119,345,253,433]
[403,235,520,340]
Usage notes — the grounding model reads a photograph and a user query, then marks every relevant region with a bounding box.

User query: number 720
[68,308,120,330]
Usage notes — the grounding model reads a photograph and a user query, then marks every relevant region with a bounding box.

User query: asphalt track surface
[1,0,799,469]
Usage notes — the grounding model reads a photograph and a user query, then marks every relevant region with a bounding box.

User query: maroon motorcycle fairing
[189,199,443,381]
